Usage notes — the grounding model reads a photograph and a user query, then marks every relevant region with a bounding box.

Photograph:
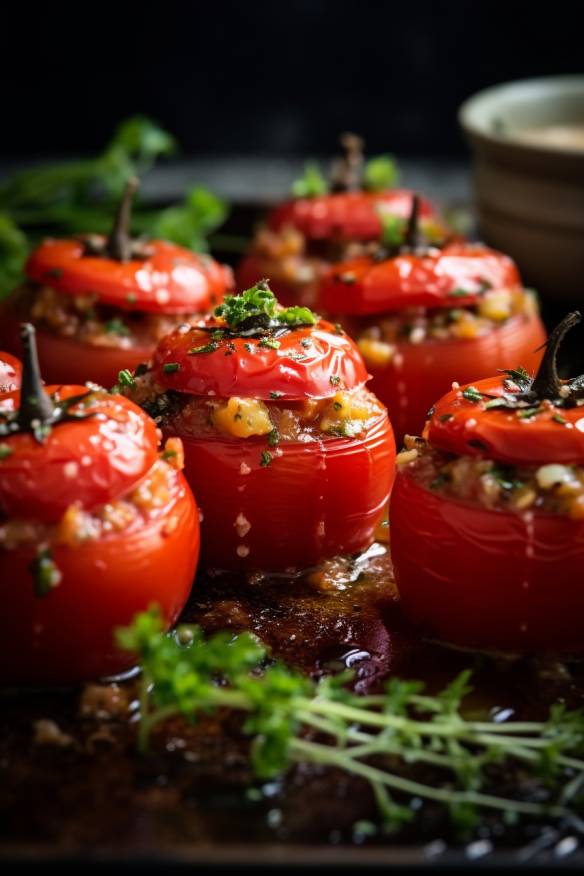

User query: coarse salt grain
[240,462,251,475]
[234,513,251,538]
[236,545,250,558]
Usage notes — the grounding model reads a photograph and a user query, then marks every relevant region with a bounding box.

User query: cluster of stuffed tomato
[238,137,546,440]
[391,312,584,654]
[0,179,232,388]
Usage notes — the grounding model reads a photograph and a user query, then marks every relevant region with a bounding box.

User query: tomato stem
[330,132,364,193]
[404,194,421,249]
[107,177,139,261]
[17,323,55,430]
[530,310,581,400]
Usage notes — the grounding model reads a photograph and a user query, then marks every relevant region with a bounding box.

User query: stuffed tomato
[125,281,396,572]
[0,351,20,393]
[0,324,199,684]
[319,201,546,441]
[0,178,232,388]
[390,312,584,654]
[237,134,447,308]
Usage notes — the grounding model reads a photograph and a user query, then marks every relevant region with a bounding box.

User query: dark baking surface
[1,166,583,871]
[2,544,584,871]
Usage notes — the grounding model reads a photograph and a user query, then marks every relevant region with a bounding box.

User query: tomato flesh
[0,470,199,684]
[172,413,395,572]
[391,471,584,653]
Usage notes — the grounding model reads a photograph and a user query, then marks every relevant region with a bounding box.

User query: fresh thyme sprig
[117,608,584,831]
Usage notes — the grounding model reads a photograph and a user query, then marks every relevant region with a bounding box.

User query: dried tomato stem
[331,132,364,192]
[530,310,581,400]
[17,323,54,429]
[107,177,139,261]
[404,194,421,249]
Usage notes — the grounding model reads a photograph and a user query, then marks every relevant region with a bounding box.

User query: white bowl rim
[459,75,584,158]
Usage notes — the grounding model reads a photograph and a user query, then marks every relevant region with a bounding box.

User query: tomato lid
[151,281,370,400]
[268,190,437,243]
[25,179,232,314]
[268,133,440,242]
[0,325,159,522]
[425,312,584,466]
[319,242,521,315]
[0,352,21,393]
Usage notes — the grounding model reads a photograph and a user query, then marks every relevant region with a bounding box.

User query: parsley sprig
[214,281,317,334]
[118,608,584,831]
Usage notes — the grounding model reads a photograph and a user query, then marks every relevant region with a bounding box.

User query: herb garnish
[104,317,130,337]
[29,548,62,597]
[189,341,219,355]
[462,386,483,403]
[162,363,180,374]
[118,608,584,831]
[116,369,136,388]
[214,281,317,337]
[259,450,272,467]
[0,444,13,460]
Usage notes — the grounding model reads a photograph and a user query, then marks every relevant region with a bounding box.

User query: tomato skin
[26,239,231,314]
[172,412,395,572]
[0,386,159,523]
[0,351,21,393]
[390,470,584,653]
[428,373,584,466]
[268,190,437,241]
[363,313,546,443]
[0,471,199,684]
[319,244,521,315]
[153,319,370,401]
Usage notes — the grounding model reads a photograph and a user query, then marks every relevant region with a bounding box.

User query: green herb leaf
[363,155,399,191]
[116,369,136,388]
[260,450,272,467]
[104,317,130,337]
[291,162,329,198]
[163,362,181,374]
[29,548,62,597]
[462,386,483,403]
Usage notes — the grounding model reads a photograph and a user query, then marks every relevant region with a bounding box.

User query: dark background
[0,0,581,161]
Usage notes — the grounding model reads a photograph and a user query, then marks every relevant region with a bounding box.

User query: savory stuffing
[0,443,185,550]
[127,372,385,442]
[397,435,584,519]
[10,284,198,348]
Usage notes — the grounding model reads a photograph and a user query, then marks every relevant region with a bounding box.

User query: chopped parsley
[291,161,329,198]
[258,337,281,350]
[163,362,180,373]
[462,386,483,403]
[363,155,399,191]
[269,391,283,399]
[214,282,317,332]
[29,548,62,597]
[104,318,130,337]
[553,413,567,425]
[439,413,453,422]
[267,428,280,447]
[330,375,341,386]
[259,450,272,467]
[116,369,135,388]
[0,443,13,460]
[189,341,219,355]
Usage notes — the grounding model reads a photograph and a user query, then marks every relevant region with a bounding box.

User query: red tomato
[0,468,199,684]
[268,190,437,242]
[319,243,520,315]
[26,238,230,314]
[152,318,370,401]
[0,385,159,523]
[174,413,394,572]
[427,375,584,465]
[0,351,21,393]
[390,471,584,653]
[365,313,546,442]
[0,307,153,388]
[0,325,200,683]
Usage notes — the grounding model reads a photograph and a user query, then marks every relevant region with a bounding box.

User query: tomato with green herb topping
[128,282,395,572]
[0,325,199,684]
[319,240,546,442]
[236,136,447,308]
[390,313,584,653]
[0,179,232,388]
